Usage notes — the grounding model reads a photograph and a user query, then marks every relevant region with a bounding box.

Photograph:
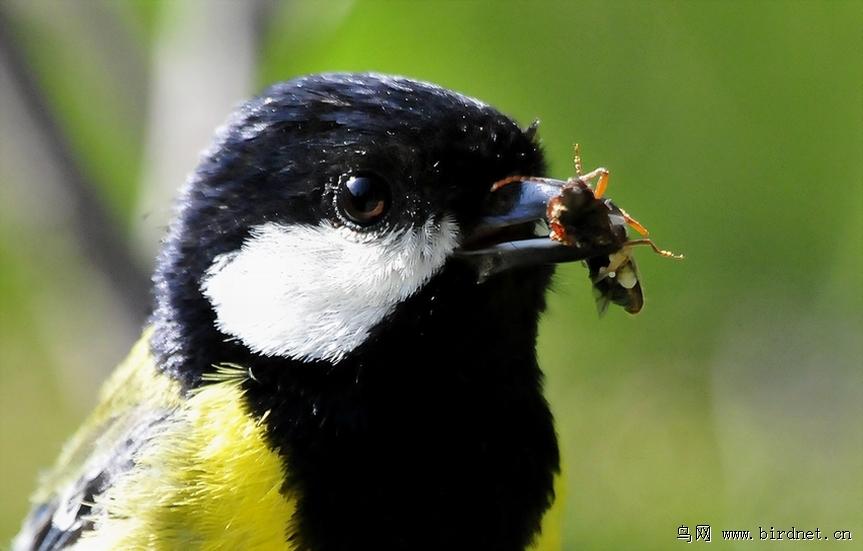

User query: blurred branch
[0,7,152,320]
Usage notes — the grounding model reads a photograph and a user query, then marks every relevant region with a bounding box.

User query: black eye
[337,173,391,226]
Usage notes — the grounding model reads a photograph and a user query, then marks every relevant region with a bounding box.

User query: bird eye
[337,173,391,226]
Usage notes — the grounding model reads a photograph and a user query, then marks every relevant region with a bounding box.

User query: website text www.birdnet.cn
[677,525,854,543]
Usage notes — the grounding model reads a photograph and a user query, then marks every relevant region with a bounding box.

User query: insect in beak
[490,144,683,314]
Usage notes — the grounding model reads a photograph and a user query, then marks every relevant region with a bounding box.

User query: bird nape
[13,72,667,551]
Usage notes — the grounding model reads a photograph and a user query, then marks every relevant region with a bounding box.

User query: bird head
[149,73,586,385]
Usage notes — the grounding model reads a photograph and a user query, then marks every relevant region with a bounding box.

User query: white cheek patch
[201,218,460,363]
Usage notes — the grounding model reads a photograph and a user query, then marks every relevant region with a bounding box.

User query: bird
[11,72,619,551]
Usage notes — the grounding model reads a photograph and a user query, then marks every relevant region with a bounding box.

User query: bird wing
[13,331,298,551]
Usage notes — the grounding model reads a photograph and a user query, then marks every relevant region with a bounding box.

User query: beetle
[491,145,682,314]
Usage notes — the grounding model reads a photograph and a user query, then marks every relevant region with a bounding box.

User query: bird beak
[455,178,615,282]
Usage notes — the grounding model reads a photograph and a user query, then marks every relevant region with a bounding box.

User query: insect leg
[624,238,684,259]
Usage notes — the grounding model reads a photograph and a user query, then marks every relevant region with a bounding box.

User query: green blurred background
[1,1,860,549]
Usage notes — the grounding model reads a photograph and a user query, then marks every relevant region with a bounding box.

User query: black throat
[163,262,560,551]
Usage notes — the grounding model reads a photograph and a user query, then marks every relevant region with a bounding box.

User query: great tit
[13,72,621,550]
